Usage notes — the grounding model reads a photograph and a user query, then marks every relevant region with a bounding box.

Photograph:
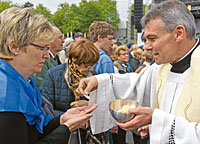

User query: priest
[77,0,200,143]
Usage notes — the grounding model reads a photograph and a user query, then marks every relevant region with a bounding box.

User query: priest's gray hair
[140,0,196,39]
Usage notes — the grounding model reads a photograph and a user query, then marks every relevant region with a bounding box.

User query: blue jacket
[41,63,75,116]
[94,49,114,74]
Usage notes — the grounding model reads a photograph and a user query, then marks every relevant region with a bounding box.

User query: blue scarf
[0,60,52,133]
[116,60,131,72]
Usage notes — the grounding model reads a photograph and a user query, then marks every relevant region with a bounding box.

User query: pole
[127,0,131,42]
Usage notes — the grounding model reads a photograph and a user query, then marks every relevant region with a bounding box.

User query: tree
[34,4,52,21]
[22,1,33,8]
[78,0,104,33]
[0,1,19,13]
[52,0,120,35]
[96,0,120,31]
[52,3,71,35]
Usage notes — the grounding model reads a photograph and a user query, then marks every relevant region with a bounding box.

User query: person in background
[76,0,200,143]
[42,39,100,143]
[135,50,153,73]
[107,46,119,74]
[112,44,133,144]
[114,45,133,73]
[89,21,115,143]
[130,47,143,72]
[0,7,97,144]
[59,37,74,64]
[74,32,84,41]
[32,26,64,91]
[112,41,122,51]
[89,21,115,74]
[42,39,99,116]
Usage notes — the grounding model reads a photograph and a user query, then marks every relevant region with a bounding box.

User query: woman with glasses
[0,7,97,144]
[41,39,100,143]
[114,45,134,74]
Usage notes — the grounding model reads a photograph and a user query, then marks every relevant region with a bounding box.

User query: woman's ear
[97,35,102,42]
[9,40,19,55]
[174,25,185,43]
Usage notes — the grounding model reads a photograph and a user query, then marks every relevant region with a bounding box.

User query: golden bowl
[109,99,141,122]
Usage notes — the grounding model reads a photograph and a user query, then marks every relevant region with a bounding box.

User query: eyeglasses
[83,64,94,69]
[30,43,50,52]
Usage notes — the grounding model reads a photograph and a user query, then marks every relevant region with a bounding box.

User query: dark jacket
[0,112,70,144]
[41,63,75,116]
[129,57,141,72]
[32,58,57,91]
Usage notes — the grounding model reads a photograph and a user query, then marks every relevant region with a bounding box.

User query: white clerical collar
[48,51,55,59]
[177,38,199,62]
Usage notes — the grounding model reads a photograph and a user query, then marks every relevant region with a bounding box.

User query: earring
[14,52,18,55]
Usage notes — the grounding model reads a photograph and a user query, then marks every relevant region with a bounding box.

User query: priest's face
[143,18,178,65]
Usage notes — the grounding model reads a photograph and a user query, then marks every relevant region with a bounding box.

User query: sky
[11,0,151,21]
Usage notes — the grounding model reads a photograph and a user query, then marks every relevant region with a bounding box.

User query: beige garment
[156,45,200,122]
[114,61,124,71]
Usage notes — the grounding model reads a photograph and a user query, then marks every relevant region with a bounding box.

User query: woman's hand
[70,100,88,108]
[60,104,97,131]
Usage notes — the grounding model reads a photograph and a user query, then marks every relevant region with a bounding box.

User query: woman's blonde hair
[0,7,53,59]
[68,39,99,65]
[133,48,143,57]
[115,45,129,57]
[141,50,153,63]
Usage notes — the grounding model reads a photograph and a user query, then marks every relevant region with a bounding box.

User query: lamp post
[127,0,132,42]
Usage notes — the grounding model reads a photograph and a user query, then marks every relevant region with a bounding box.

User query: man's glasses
[30,43,50,52]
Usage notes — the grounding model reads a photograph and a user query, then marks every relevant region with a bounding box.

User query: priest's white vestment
[89,41,200,144]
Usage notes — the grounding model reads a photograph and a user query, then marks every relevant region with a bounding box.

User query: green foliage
[22,1,33,8]
[52,3,72,35]
[2,0,120,35]
[33,4,52,21]
[78,0,103,33]
[0,1,19,13]
[96,0,120,31]
[52,0,120,34]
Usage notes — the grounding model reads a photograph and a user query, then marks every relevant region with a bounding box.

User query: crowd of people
[0,0,200,144]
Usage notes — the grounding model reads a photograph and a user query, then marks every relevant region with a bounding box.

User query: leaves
[52,0,120,34]
[0,1,19,13]
[1,0,120,35]
[33,4,52,21]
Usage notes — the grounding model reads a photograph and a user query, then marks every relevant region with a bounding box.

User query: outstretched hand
[76,76,98,96]
[60,104,97,131]
[117,107,154,131]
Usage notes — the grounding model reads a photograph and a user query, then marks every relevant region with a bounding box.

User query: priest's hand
[76,76,98,96]
[60,104,97,131]
[116,107,154,131]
